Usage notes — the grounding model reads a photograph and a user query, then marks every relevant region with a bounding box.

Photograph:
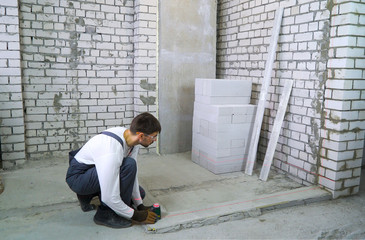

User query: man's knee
[66,159,100,195]
[121,157,137,175]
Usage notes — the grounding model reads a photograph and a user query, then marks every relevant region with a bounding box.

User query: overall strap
[101,131,124,148]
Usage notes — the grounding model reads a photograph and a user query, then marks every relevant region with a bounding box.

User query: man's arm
[129,146,143,207]
[95,153,135,219]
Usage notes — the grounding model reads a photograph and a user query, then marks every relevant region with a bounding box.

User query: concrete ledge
[144,186,331,234]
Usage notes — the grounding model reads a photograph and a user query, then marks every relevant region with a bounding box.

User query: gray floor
[138,152,330,232]
[0,151,334,237]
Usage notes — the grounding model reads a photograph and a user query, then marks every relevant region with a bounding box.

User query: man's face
[139,131,158,147]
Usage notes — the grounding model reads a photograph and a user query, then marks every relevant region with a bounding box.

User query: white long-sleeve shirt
[74,127,143,219]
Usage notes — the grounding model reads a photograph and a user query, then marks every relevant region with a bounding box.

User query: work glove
[137,204,153,211]
[131,210,157,224]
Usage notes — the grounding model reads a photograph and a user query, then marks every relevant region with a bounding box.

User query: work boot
[77,193,97,212]
[93,205,132,228]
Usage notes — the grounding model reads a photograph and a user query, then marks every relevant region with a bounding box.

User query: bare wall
[158,0,217,154]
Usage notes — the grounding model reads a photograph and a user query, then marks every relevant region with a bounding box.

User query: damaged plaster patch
[309,15,330,183]
[69,32,80,68]
[139,80,156,105]
[112,85,117,95]
[140,79,156,91]
[326,0,334,13]
[85,26,96,34]
[53,92,63,113]
[75,17,85,26]
[140,95,156,105]
[65,2,84,69]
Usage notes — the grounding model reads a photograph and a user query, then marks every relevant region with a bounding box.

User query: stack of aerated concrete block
[192,78,256,174]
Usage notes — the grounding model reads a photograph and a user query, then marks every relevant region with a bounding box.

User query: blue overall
[65,132,145,207]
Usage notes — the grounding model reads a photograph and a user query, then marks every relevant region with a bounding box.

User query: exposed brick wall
[133,0,157,154]
[0,0,157,167]
[217,0,364,197]
[18,0,137,160]
[1,0,363,198]
[0,0,26,168]
[320,0,365,198]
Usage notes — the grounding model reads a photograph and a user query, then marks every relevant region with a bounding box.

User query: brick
[352,100,365,110]
[339,2,364,15]
[332,90,360,100]
[97,112,115,119]
[2,151,26,161]
[81,3,100,11]
[293,52,311,60]
[289,105,308,115]
[295,12,313,24]
[346,158,362,168]
[328,58,355,69]
[89,106,107,113]
[0,0,18,7]
[326,79,352,90]
[325,99,351,111]
[329,131,357,142]
[338,25,365,37]
[336,47,364,58]
[330,36,357,47]
[355,59,365,69]
[321,158,346,171]
[327,150,354,161]
[318,176,342,190]
[331,14,358,27]
[349,121,365,131]
[353,167,361,177]
[294,32,313,42]
[288,155,304,168]
[324,119,349,132]
[347,140,365,150]
[344,177,360,188]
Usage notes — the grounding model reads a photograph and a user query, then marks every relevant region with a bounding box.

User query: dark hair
[130,112,161,135]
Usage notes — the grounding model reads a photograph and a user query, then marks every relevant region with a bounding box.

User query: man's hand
[132,210,157,224]
[137,204,152,211]
[144,210,157,224]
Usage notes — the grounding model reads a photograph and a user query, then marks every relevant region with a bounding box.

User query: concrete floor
[138,152,330,233]
[1,152,363,239]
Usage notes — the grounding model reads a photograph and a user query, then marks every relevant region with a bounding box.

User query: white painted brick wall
[320,0,364,196]
[217,0,364,197]
[0,0,26,168]
[0,0,363,198]
[0,0,158,165]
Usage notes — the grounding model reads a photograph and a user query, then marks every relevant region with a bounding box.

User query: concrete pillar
[320,0,365,198]
[158,0,217,153]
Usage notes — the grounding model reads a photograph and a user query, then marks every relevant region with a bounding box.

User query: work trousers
[66,157,145,207]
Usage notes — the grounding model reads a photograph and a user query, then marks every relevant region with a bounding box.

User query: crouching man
[66,112,161,228]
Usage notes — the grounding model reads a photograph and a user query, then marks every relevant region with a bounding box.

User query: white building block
[191,147,248,174]
[192,78,256,174]
[195,78,252,97]
[195,94,250,105]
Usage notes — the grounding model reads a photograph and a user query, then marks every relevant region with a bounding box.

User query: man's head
[130,112,161,147]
